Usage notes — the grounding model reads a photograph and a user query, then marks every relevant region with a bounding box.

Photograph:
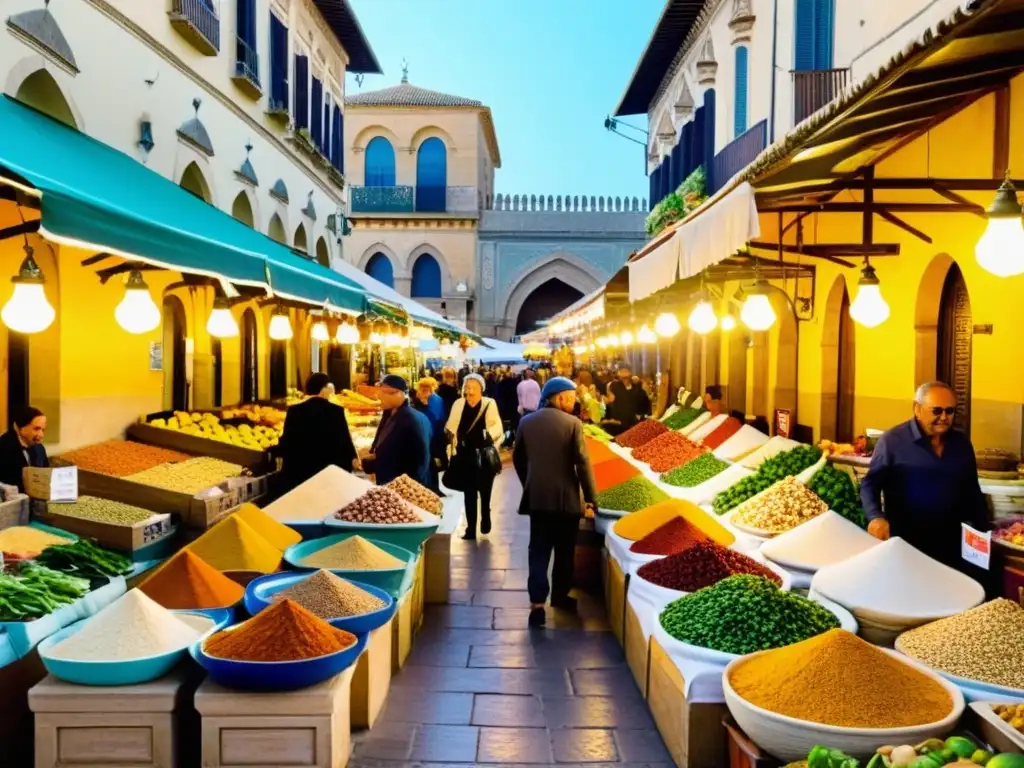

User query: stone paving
[350,470,673,768]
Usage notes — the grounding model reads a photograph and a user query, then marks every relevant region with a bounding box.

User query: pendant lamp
[976,173,1024,277]
[2,243,55,334]
[849,261,890,328]
[115,268,160,334]
[206,297,239,338]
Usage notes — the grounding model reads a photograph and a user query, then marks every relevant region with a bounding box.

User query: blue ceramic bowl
[284,534,415,597]
[171,606,236,629]
[37,611,216,686]
[190,628,367,691]
[285,521,330,541]
[321,517,439,553]
[244,573,396,634]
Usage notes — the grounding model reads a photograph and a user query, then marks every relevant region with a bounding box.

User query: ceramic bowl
[284,533,414,597]
[322,517,439,552]
[244,572,396,634]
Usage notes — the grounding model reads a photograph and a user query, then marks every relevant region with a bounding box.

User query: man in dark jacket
[0,405,49,492]
[277,373,357,495]
[366,375,432,488]
[514,376,597,627]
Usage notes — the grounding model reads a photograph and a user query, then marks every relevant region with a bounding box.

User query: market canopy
[0,95,369,314]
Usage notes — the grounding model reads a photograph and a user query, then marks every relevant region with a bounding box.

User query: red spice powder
[701,417,743,450]
[632,431,705,473]
[614,419,668,448]
[594,458,641,493]
[630,516,710,556]
[635,541,783,592]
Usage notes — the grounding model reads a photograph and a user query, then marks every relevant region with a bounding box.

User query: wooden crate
[412,554,425,631]
[424,531,451,604]
[30,667,197,768]
[224,473,272,503]
[607,555,627,647]
[623,598,650,699]
[127,422,269,470]
[723,717,781,768]
[350,622,393,729]
[34,506,176,552]
[0,492,29,529]
[195,666,354,768]
[648,636,729,768]
[391,591,414,673]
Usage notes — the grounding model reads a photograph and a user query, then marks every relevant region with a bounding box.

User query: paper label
[961,523,991,570]
[48,466,78,503]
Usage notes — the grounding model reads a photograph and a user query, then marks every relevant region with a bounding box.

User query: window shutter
[814,0,835,70]
[734,46,749,137]
[311,76,323,148]
[794,0,815,71]
[692,104,706,171]
[323,94,331,156]
[670,139,682,190]
[333,105,344,173]
[269,14,288,110]
[681,122,693,179]
[649,167,657,210]
[294,54,309,130]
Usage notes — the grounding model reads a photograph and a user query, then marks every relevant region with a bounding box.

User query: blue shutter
[294,55,308,130]
[323,94,331,156]
[364,138,396,187]
[670,138,682,190]
[411,255,442,298]
[269,14,288,111]
[794,0,815,71]
[703,89,716,187]
[649,167,657,210]
[310,77,323,148]
[692,104,705,171]
[663,154,673,198]
[814,0,835,69]
[333,105,344,173]
[366,253,395,289]
[734,46,749,137]
[681,122,693,178]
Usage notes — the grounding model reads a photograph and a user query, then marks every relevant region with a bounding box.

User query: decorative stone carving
[729,0,756,44]
[7,5,78,74]
[177,98,214,156]
[655,110,675,142]
[234,142,259,186]
[270,178,289,204]
[674,80,695,120]
[696,37,718,87]
[482,252,494,291]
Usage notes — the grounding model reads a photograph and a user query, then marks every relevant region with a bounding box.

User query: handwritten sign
[961,523,991,570]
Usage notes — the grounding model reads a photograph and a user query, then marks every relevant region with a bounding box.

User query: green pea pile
[661,453,729,488]
[712,445,822,515]
[807,464,867,528]
[659,574,840,655]
[662,406,705,431]
[596,476,669,512]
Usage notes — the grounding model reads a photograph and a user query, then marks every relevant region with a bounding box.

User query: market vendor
[364,375,432,488]
[0,405,49,492]
[704,385,724,417]
[602,364,650,435]
[860,381,988,572]
[277,373,357,494]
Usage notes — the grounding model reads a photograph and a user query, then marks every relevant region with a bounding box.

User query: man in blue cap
[363,375,432,488]
[513,376,597,627]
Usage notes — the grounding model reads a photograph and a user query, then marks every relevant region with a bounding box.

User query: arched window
[231,192,254,227]
[734,46,749,137]
[410,254,442,298]
[364,137,396,187]
[294,223,308,253]
[179,162,211,203]
[415,137,447,212]
[365,252,394,289]
[241,308,258,403]
[268,213,286,244]
[315,237,330,268]
[15,69,77,128]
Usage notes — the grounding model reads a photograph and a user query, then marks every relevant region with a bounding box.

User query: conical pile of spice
[728,629,953,728]
[233,503,302,551]
[300,535,404,570]
[203,598,357,662]
[139,550,245,609]
[272,570,386,619]
[630,517,712,556]
[186,515,283,573]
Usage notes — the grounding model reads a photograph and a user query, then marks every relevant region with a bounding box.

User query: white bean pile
[334,487,421,524]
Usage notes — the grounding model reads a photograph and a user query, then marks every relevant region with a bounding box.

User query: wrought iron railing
[234,35,260,87]
[351,186,415,213]
[709,120,767,195]
[792,68,848,124]
[170,0,221,52]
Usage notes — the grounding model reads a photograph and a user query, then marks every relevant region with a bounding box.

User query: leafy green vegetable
[35,539,133,580]
[712,445,822,515]
[0,562,90,621]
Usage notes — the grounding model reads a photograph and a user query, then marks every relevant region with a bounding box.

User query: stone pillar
[394,276,412,297]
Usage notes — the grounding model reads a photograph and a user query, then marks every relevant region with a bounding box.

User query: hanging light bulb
[596,335,609,349]
[1,242,55,334]
[310,317,329,342]
[369,331,384,344]
[740,281,776,331]
[335,321,360,344]
[976,172,1024,277]
[620,330,634,345]
[588,343,596,351]
[688,300,718,335]
[637,324,657,344]
[384,332,401,348]
[206,297,239,338]
[654,312,680,337]
[849,261,890,328]
[268,307,293,340]
[720,314,737,332]
[114,268,160,334]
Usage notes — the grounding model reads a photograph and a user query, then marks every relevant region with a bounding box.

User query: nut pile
[386,474,442,515]
[334,487,422,524]
[126,457,244,494]
[614,419,668,448]
[713,445,822,514]
[895,599,1024,690]
[994,703,1024,733]
[595,476,668,513]
[731,476,827,534]
[272,569,386,618]
[47,496,156,526]
[637,541,782,592]
[58,441,190,477]
[661,453,729,488]
[631,431,704,473]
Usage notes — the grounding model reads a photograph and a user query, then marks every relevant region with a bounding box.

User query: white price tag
[48,466,78,503]
[961,523,991,570]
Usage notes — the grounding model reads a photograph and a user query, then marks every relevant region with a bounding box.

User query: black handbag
[472,402,503,477]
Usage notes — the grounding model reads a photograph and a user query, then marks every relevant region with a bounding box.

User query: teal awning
[0,96,368,313]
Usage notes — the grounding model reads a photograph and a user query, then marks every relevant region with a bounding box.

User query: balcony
[232,36,261,98]
[709,120,767,195]
[169,0,220,56]
[350,185,479,215]
[792,68,848,125]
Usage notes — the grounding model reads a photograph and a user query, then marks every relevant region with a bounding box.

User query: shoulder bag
[474,401,503,477]
[441,400,488,491]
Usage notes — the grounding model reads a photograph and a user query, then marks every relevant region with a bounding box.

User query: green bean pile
[35,539,133,581]
[0,562,90,621]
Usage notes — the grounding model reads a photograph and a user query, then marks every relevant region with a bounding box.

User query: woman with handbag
[444,373,505,540]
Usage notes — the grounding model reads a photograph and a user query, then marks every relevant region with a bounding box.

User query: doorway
[270,340,287,399]
[162,296,187,411]
[7,332,29,424]
[241,309,258,403]
[212,338,223,407]
[836,288,855,441]
[937,263,972,435]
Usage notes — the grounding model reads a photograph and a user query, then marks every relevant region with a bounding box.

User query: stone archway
[179,162,211,203]
[915,253,956,388]
[502,255,601,334]
[514,279,584,336]
[13,68,77,128]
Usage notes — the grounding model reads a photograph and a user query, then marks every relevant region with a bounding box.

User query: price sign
[774,409,792,439]
[961,523,991,570]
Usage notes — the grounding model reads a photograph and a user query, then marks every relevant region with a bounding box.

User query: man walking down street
[513,377,597,628]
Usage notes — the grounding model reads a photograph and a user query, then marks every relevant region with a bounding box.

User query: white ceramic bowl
[722,649,964,761]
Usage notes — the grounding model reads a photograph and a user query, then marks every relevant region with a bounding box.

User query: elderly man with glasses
[860,381,988,572]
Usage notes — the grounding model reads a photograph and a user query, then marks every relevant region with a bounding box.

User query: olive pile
[334,487,422,524]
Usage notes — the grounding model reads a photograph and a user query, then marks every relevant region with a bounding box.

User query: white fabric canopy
[466,338,525,363]
[628,230,679,303]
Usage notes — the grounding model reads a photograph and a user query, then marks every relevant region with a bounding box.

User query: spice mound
[127,457,243,494]
[139,550,244,610]
[301,535,405,570]
[233,503,302,551]
[265,466,375,522]
[48,589,203,661]
[661,453,729,488]
[0,526,71,557]
[614,419,668,448]
[662,407,705,431]
[46,496,156,526]
[585,437,617,465]
[596,476,669,513]
[335,487,422,524]
[594,457,641,493]
[630,516,710,556]
[58,440,189,477]
[272,570,386,618]
[203,599,357,662]
[638,541,781,592]
[659,574,839,655]
[713,445,822,514]
[616,499,697,541]
[386,474,443,515]
[187,516,283,573]
[632,431,704,473]
[895,599,1024,690]
[731,476,828,534]
[700,416,742,450]
[729,629,953,728]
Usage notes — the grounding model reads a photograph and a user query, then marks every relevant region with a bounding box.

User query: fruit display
[995,520,1024,548]
[661,453,729,488]
[994,703,1024,734]
[818,439,858,457]
[807,464,867,528]
[223,404,287,428]
[147,411,280,451]
[712,445,822,515]
[333,389,381,412]
[731,476,829,535]
[126,457,244,494]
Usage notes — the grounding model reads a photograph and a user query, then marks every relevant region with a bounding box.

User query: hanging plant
[645,166,707,236]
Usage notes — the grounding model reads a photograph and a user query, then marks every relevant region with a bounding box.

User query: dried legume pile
[0,526,71,557]
[729,629,953,728]
[596,476,668,513]
[614,419,668,448]
[272,569,386,618]
[334,487,422,524]
[584,424,613,443]
[127,457,243,494]
[632,431,705,473]
[895,599,1024,690]
[638,541,781,591]
[301,535,404,570]
[630,516,710,555]
[713,445,822,515]
[659,574,840,655]
[806,464,866,528]
[594,458,641,493]
[58,440,190,477]
[661,406,705,431]
[46,496,155,526]
[661,453,730,488]
[386,474,442,515]
[732,476,828,534]
[700,416,743,449]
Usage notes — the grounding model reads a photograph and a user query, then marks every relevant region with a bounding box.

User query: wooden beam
[932,187,987,218]
[758,176,1024,199]
[96,263,162,284]
[0,220,40,241]
[863,166,874,249]
[876,209,933,244]
[80,252,115,267]
[759,202,983,214]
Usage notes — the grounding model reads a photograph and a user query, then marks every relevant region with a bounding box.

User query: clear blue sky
[345,0,663,202]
